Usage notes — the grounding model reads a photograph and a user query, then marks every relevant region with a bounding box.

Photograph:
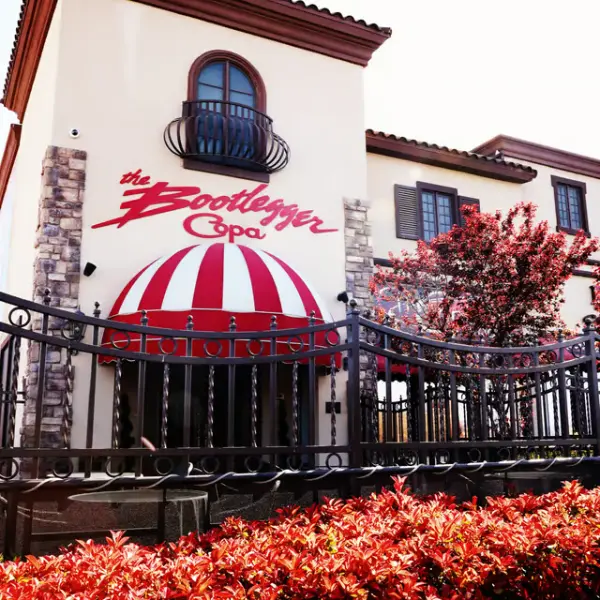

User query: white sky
[1,0,600,157]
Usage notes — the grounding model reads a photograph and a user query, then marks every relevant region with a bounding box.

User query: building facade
[0,0,599,457]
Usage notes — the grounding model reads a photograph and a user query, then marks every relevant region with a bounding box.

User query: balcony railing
[164,100,290,174]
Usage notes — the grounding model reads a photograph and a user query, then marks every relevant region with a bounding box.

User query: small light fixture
[337,291,349,304]
[67,308,87,355]
[83,262,97,277]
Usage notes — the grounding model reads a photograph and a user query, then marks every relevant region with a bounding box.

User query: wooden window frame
[184,50,269,182]
[187,50,267,111]
[416,182,458,240]
[551,175,590,236]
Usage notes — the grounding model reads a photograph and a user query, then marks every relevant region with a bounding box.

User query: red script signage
[92,170,338,242]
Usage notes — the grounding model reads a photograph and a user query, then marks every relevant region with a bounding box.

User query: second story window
[195,60,257,159]
[394,182,479,241]
[551,175,589,235]
[164,50,289,181]
[419,184,456,241]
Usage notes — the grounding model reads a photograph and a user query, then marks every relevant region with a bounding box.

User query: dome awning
[100,242,339,365]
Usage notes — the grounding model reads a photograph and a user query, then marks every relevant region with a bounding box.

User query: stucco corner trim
[0,124,21,210]
[2,0,58,121]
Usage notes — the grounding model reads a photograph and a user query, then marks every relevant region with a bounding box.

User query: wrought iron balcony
[164,100,290,174]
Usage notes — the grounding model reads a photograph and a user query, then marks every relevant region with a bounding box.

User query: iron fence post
[346,301,362,469]
[583,316,600,455]
[84,303,101,477]
[33,291,51,478]
[556,330,569,439]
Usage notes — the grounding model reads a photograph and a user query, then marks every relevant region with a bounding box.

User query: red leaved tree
[371,202,598,346]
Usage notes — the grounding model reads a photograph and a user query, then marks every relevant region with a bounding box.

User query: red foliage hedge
[2,478,600,599]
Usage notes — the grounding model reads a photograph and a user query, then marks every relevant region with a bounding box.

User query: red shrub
[2,478,600,598]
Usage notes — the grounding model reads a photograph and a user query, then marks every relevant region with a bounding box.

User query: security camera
[69,128,80,139]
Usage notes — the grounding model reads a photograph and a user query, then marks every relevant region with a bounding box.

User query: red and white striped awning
[100,242,337,363]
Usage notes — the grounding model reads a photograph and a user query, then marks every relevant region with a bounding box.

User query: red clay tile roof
[287,0,391,34]
[366,129,537,184]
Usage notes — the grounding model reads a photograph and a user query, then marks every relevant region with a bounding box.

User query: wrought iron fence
[1,290,600,554]
[359,317,600,467]
[0,289,597,480]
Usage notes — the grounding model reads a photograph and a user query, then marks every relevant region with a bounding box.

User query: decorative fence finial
[583,314,597,332]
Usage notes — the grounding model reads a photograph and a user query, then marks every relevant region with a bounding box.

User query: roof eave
[366,131,537,184]
[473,135,600,180]
[130,0,391,66]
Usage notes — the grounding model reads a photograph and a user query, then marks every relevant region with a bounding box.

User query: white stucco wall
[28,0,369,449]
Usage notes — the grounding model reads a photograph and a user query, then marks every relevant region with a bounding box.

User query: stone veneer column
[343,198,376,394]
[21,146,86,450]
[343,198,374,310]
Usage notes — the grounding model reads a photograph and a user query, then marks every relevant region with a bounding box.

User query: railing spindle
[84,303,101,477]
[0,341,8,447]
[227,317,236,470]
[383,331,392,448]
[112,358,122,449]
[7,334,20,449]
[161,363,169,449]
[552,375,560,439]
[307,312,316,448]
[417,343,427,454]
[329,353,337,447]
[182,316,193,449]
[207,365,215,448]
[269,316,278,461]
[251,364,258,448]
[533,353,544,439]
[62,348,74,449]
[33,292,51,477]
[405,365,413,442]
[507,357,517,443]
[583,319,600,454]
[557,331,569,438]
[292,360,299,448]
[449,351,459,459]
[135,311,148,477]
[347,303,362,468]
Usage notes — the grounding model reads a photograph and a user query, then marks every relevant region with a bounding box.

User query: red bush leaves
[2,478,600,598]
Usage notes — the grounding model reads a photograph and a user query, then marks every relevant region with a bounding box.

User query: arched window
[165,50,288,180]
[196,61,257,109]
[185,51,268,175]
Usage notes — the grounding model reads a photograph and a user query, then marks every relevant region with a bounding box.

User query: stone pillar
[343,198,374,311]
[21,146,86,450]
[343,198,377,410]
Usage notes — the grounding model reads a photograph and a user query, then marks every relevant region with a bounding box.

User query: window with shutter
[394,183,481,241]
[457,196,480,227]
[394,185,419,240]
